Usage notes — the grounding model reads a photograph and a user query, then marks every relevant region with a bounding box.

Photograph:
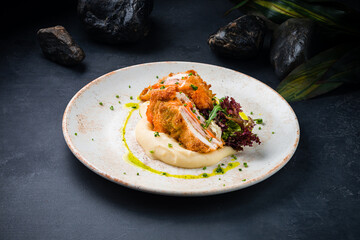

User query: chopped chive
[197,116,200,120]
[229,163,233,167]
[250,112,253,115]
[223,184,225,186]
[131,106,137,109]
[137,173,139,176]
[179,143,182,146]
[118,101,121,104]
[209,137,213,142]
[238,168,242,171]
[91,138,94,141]
[184,104,187,107]
[190,84,198,90]
[259,127,262,130]
[154,132,160,137]
[272,131,275,134]
[150,150,154,153]
[254,118,263,124]
[181,77,185,79]
[168,143,173,148]
[130,96,133,100]
[99,102,103,106]
[242,179,246,182]
[162,172,167,176]
[160,86,165,89]
[202,173,208,177]
[123,172,126,175]
[175,82,179,84]
[116,95,119,98]
[129,85,131,88]
[219,178,221,180]
[244,162,248,168]
[110,106,114,110]
[74,133,77,136]
[231,154,237,160]
[192,109,196,113]
[215,165,224,174]
[156,76,159,79]
[160,80,165,84]
[203,167,207,170]
[188,73,194,76]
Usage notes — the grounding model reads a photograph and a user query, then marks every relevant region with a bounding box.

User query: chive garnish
[154,132,160,137]
[190,84,198,90]
[110,106,114,110]
[168,143,173,148]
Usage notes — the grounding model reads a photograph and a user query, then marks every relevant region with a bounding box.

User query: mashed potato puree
[135,102,236,168]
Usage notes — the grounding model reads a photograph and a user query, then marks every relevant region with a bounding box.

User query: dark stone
[208,15,267,58]
[37,25,85,66]
[270,18,314,79]
[77,0,153,43]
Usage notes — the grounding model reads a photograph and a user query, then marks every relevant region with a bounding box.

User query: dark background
[1,0,359,239]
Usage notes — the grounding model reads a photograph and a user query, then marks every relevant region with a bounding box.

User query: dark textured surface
[1,0,359,239]
[270,18,314,79]
[78,0,153,43]
[37,25,85,66]
[208,15,266,58]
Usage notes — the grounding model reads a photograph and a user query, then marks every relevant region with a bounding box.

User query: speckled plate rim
[62,61,300,196]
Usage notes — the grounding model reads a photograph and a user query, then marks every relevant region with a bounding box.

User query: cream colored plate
[62,62,300,196]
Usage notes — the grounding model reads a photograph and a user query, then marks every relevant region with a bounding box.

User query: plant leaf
[276,44,360,102]
[235,0,360,36]
[225,0,250,15]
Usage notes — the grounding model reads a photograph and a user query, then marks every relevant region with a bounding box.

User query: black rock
[208,15,267,58]
[37,26,85,66]
[77,0,153,43]
[270,18,314,79]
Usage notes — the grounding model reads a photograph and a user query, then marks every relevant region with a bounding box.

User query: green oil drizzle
[121,103,239,179]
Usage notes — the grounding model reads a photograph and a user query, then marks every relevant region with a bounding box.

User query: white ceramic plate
[62,62,300,196]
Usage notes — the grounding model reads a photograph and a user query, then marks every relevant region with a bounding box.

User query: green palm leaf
[277,44,360,102]
[229,0,360,36]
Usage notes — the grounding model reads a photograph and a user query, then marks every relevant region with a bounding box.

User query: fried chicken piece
[140,70,214,110]
[146,86,223,153]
